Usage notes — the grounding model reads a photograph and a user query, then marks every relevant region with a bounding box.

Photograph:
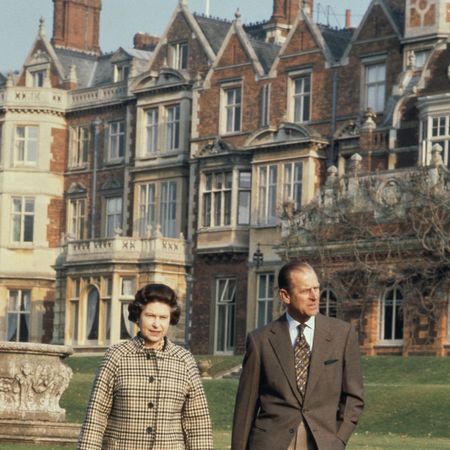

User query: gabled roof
[249,37,281,73]
[383,0,405,36]
[318,25,354,62]
[341,0,403,61]
[194,14,232,54]
[54,48,99,88]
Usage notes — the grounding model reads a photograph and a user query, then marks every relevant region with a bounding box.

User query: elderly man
[232,261,364,450]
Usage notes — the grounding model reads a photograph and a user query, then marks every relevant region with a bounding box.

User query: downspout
[91,118,102,239]
[330,70,339,166]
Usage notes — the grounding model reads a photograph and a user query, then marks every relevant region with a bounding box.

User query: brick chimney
[266,0,313,43]
[52,0,101,54]
[133,33,160,51]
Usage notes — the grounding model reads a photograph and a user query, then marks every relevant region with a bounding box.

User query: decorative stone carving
[0,342,73,422]
[378,179,403,207]
[198,137,233,156]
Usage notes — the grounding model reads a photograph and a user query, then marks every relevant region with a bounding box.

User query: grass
[0,356,449,449]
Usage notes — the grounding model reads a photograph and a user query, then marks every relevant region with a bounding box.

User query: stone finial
[68,64,78,84]
[431,143,444,167]
[179,0,188,5]
[361,108,377,131]
[350,153,362,174]
[6,71,14,87]
[39,16,46,37]
[235,8,241,21]
[326,165,338,185]
[407,50,416,69]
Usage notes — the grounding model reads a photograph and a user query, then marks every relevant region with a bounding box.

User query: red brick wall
[190,255,248,354]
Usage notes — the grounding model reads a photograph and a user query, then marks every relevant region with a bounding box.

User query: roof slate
[249,38,281,73]
[318,25,354,62]
[194,14,232,53]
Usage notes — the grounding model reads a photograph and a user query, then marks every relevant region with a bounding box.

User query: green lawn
[1,356,449,449]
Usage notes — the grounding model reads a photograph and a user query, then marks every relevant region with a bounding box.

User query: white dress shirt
[286,312,315,351]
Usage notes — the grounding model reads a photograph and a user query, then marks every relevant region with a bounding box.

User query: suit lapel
[268,314,303,406]
[304,314,333,403]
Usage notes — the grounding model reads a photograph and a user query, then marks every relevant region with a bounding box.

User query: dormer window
[114,64,130,82]
[32,70,46,87]
[169,42,188,70]
[24,50,51,88]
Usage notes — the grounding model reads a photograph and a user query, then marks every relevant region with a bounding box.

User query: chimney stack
[345,9,351,29]
[52,0,102,54]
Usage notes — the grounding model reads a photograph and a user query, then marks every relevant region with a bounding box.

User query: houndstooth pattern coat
[77,335,213,450]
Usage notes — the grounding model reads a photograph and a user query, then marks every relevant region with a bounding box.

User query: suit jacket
[77,336,213,450]
[231,313,364,450]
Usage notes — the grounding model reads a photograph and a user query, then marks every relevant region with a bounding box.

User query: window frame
[319,288,337,318]
[137,180,179,238]
[257,164,278,225]
[214,277,236,354]
[202,171,232,228]
[169,41,189,70]
[256,273,274,328]
[11,196,35,244]
[107,120,125,162]
[69,125,90,168]
[363,59,386,113]
[290,73,311,123]
[379,287,404,344]
[7,289,31,342]
[67,197,86,240]
[14,125,38,167]
[282,161,303,211]
[221,83,242,135]
[421,114,450,168]
[104,196,123,238]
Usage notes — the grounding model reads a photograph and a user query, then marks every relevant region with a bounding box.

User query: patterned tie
[294,323,311,396]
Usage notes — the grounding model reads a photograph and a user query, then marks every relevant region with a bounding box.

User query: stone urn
[197,359,212,378]
[0,342,80,445]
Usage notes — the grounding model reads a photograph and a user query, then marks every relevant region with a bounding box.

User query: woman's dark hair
[128,283,181,325]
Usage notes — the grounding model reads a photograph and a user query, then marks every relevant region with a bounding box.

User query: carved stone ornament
[0,342,73,422]
[197,138,234,156]
[379,179,402,207]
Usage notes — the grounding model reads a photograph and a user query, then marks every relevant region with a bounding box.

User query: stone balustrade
[64,235,191,264]
[0,87,67,113]
[68,83,128,109]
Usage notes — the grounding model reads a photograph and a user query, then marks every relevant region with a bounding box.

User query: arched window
[380,288,403,342]
[86,287,100,341]
[320,288,337,318]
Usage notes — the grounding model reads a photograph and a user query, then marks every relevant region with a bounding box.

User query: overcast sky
[0,0,372,73]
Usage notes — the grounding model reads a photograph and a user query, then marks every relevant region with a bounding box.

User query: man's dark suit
[231,313,364,450]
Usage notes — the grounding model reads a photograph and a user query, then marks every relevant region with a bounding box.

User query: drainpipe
[91,118,102,239]
[330,70,339,165]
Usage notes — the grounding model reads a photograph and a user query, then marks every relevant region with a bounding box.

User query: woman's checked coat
[77,336,213,450]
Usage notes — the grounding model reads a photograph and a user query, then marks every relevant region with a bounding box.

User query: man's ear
[279,288,290,305]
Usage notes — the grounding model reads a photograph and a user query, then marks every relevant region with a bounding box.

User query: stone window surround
[14,125,39,167]
[199,167,251,229]
[68,124,90,169]
[168,40,189,71]
[214,277,237,354]
[138,102,183,157]
[256,272,274,328]
[378,287,404,345]
[136,179,180,238]
[360,54,387,113]
[220,80,243,136]
[11,196,35,245]
[287,68,312,124]
[106,120,125,162]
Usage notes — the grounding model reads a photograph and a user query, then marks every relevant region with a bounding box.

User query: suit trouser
[287,420,317,450]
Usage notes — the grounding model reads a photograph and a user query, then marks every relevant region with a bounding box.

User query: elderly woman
[77,283,213,450]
